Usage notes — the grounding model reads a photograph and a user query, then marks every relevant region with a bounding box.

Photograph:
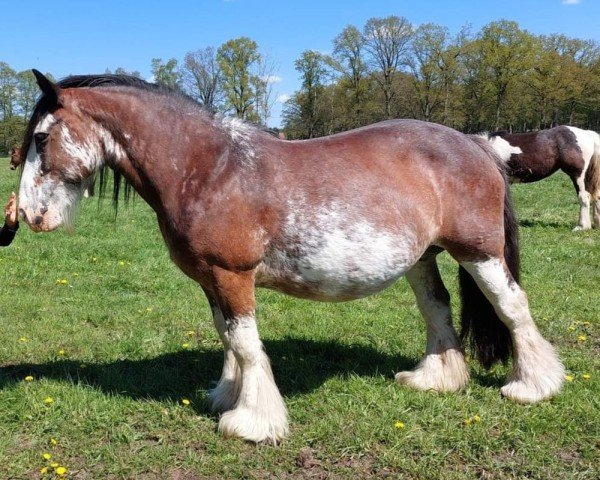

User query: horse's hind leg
[210,268,288,444]
[396,254,469,392]
[461,258,564,403]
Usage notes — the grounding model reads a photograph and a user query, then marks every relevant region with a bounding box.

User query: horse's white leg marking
[593,196,600,229]
[573,176,591,231]
[462,259,564,403]
[396,258,469,392]
[218,314,288,444]
[207,305,241,413]
[567,127,594,231]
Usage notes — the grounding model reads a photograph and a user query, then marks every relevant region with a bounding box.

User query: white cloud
[263,75,282,84]
[562,0,580,4]
[276,94,291,103]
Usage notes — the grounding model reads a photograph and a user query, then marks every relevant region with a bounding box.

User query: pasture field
[0,157,597,479]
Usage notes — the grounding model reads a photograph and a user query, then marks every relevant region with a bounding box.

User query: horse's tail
[459,135,518,369]
[585,130,600,199]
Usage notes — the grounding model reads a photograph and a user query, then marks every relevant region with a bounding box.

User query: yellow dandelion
[182,343,190,349]
[577,335,586,342]
[50,438,58,445]
[40,467,48,474]
[464,418,472,426]
[181,398,191,406]
[44,397,54,405]
[394,421,405,429]
[567,326,575,332]
[582,373,591,380]
[118,260,125,266]
[565,374,574,382]
[473,415,481,422]
[146,307,153,312]
[24,375,34,382]
[55,466,67,476]
[186,330,196,337]
[58,349,66,356]
[43,453,52,460]
[19,337,28,343]
[56,279,68,285]
[50,462,59,468]
[91,257,98,262]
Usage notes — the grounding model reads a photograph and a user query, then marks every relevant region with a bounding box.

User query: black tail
[459,137,520,369]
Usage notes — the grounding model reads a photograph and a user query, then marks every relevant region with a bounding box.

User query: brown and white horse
[17,70,564,444]
[9,147,22,170]
[484,127,600,230]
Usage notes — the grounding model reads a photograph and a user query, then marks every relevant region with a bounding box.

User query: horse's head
[19,70,105,232]
[9,147,22,170]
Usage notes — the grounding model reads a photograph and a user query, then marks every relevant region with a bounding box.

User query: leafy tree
[151,58,181,88]
[182,47,223,112]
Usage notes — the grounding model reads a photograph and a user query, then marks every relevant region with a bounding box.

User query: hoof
[395,349,469,392]
[219,406,289,445]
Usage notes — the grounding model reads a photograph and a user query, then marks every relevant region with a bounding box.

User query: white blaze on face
[18,113,90,232]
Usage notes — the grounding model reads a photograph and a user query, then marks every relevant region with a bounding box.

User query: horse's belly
[257,221,421,301]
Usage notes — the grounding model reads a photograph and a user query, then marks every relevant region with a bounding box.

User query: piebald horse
[17,71,564,444]
[484,127,600,230]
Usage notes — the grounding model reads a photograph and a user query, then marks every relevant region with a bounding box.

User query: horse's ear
[32,69,61,106]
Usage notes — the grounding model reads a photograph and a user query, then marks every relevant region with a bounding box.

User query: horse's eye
[34,132,49,147]
[40,163,51,176]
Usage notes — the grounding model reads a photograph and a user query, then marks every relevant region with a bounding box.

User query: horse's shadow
[0,337,415,413]
[518,218,569,229]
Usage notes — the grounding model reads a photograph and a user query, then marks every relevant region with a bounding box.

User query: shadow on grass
[518,218,569,229]
[0,337,414,412]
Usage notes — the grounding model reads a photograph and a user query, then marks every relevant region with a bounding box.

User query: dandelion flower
[43,453,52,460]
[19,337,27,343]
[58,349,66,356]
[186,331,196,337]
[146,307,152,312]
[91,257,97,262]
[464,418,472,426]
[40,467,48,474]
[181,398,191,406]
[24,375,34,382]
[582,373,590,380]
[55,466,67,476]
[56,279,68,285]
[44,397,54,405]
[182,343,190,349]
[50,462,59,468]
[577,335,586,342]
[118,260,125,266]
[50,438,58,445]
[565,374,574,382]
[394,421,405,429]
[473,415,481,422]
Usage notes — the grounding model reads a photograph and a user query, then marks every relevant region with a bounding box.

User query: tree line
[2,17,600,153]
[283,18,600,139]
[0,37,276,154]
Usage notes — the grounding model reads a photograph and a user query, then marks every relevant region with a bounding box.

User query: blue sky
[4,0,599,127]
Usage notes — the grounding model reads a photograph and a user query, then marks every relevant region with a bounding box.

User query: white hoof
[395,348,469,392]
[572,225,590,231]
[219,405,289,445]
[501,348,565,403]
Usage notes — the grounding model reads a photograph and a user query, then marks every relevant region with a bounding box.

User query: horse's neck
[77,88,225,213]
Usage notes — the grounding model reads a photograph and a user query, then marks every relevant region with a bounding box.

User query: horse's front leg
[205,292,241,414]
[210,268,288,444]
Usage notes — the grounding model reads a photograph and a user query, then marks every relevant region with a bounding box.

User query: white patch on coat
[484,134,523,163]
[461,258,564,403]
[219,116,257,164]
[260,202,419,300]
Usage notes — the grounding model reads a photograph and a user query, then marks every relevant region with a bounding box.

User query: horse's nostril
[34,215,43,225]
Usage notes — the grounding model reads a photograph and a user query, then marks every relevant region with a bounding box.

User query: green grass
[0,158,598,479]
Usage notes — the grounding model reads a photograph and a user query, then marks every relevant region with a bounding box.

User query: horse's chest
[258,207,418,301]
